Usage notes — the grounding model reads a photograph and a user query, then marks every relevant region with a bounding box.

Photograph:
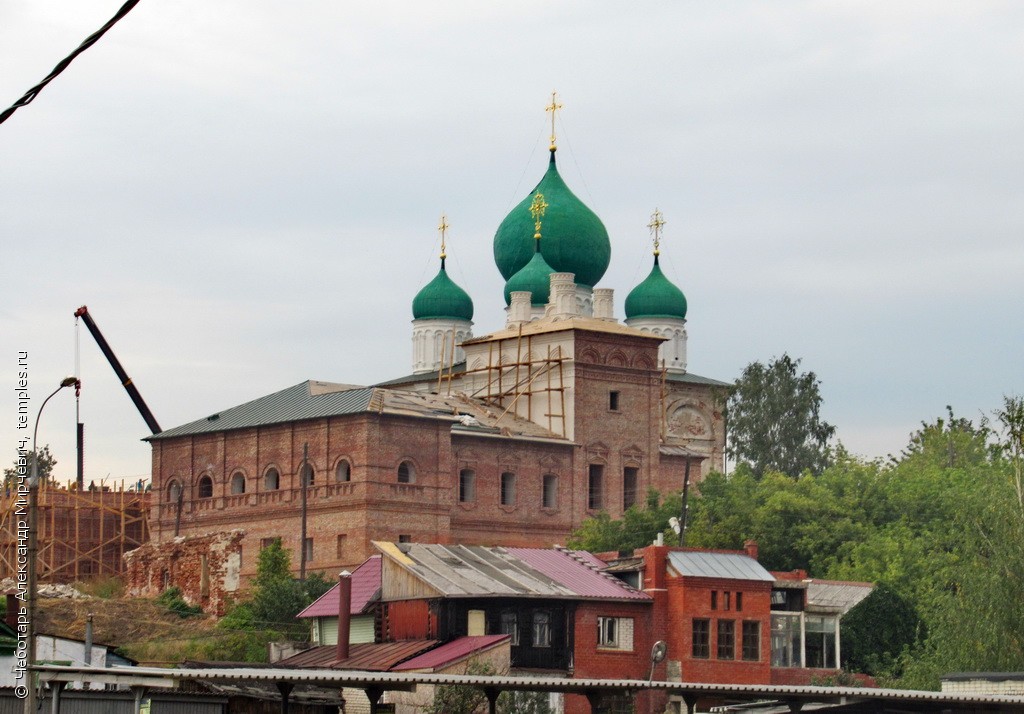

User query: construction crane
[74,305,161,435]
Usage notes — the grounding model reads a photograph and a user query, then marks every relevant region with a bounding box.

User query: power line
[0,0,142,126]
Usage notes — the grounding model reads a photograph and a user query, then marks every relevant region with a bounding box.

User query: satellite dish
[648,640,668,682]
[668,517,681,535]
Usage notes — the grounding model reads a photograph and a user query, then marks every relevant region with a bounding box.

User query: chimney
[5,593,17,629]
[744,540,759,561]
[84,613,93,665]
[593,288,615,321]
[336,571,352,663]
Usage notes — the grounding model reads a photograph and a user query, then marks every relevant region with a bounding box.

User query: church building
[145,115,728,582]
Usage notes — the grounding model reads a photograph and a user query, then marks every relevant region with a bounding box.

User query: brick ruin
[123,530,244,616]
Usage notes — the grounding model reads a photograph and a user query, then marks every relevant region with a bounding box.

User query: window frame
[742,620,760,661]
[542,474,558,509]
[588,463,604,510]
[692,618,711,659]
[458,468,476,503]
[500,471,516,506]
[717,619,736,660]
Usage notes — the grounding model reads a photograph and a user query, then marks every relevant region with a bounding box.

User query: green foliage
[568,398,1024,688]
[4,444,57,485]
[303,571,334,603]
[841,583,922,677]
[212,540,328,662]
[567,489,679,552]
[425,662,493,714]
[156,587,203,618]
[727,354,835,478]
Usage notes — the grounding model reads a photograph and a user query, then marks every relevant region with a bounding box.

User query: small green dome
[625,257,687,320]
[412,260,474,321]
[503,248,555,306]
[493,152,611,289]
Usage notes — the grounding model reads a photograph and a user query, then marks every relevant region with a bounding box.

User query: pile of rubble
[0,579,88,599]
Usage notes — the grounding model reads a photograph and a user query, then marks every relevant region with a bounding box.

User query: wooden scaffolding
[0,481,150,583]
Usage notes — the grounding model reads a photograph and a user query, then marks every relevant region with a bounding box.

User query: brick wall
[123,530,244,616]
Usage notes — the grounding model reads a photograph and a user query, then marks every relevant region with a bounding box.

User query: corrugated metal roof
[391,635,509,672]
[462,315,661,344]
[298,555,382,619]
[806,580,873,614]
[149,380,564,442]
[668,551,775,582]
[377,543,649,602]
[659,445,704,458]
[507,548,650,601]
[278,640,439,671]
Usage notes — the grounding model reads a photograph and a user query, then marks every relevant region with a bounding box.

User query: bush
[156,587,203,618]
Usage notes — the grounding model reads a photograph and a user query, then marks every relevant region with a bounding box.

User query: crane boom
[74,305,162,435]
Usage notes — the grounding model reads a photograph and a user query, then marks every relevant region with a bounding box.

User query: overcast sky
[2,1,1021,485]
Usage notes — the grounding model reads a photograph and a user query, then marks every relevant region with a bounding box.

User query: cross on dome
[648,208,666,257]
[545,91,563,152]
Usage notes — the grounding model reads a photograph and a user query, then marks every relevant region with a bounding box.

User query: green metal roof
[412,260,474,321]
[503,247,555,306]
[665,371,732,388]
[624,257,687,320]
[493,151,610,289]
[147,381,376,440]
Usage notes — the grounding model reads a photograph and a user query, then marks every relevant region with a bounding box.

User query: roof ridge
[554,545,643,594]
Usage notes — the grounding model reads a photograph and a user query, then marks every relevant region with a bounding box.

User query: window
[500,611,519,646]
[609,391,620,411]
[336,460,351,482]
[458,469,476,503]
[542,474,558,508]
[397,461,415,484]
[711,591,717,611]
[805,615,838,668]
[532,610,551,648]
[736,592,743,612]
[771,614,801,667]
[303,537,314,562]
[622,466,638,510]
[500,472,516,506]
[717,619,735,660]
[692,619,710,658]
[742,621,760,661]
[598,617,634,651]
[198,475,213,499]
[300,462,314,486]
[260,537,281,550]
[336,534,347,559]
[398,534,412,544]
[264,468,280,491]
[723,592,731,611]
[230,471,245,495]
[588,464,604,510]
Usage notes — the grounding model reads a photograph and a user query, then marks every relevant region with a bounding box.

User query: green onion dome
[493,151,611,289]
[412,259,474,321]
[503,247,555,306]
[624,256,687,320]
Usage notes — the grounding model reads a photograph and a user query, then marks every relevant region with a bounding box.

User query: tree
[567,490,680,553]
[727,354,835,478]
[3,444,57,485]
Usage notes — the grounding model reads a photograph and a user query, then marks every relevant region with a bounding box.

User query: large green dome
[412,260,474,321]
[625,257,687,320]
[503,248,555,306]
[493,151,611,289]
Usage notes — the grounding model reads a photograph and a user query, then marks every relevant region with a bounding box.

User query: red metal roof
[506,547,651,601]
[391,635,510,672]
[278,640,438,671]
[298,555,381,618]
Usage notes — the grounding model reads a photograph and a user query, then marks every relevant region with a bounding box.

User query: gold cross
[545,91,563,151]
[438,213,449,259]
[648,209,666,255]
[530,193,549,241]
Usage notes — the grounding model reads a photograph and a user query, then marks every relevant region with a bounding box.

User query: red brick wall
[123,530,244,616]
[565,600,657,714]
[666,574,772,685]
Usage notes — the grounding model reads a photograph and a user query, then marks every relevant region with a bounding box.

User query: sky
[1,1,1022,485]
